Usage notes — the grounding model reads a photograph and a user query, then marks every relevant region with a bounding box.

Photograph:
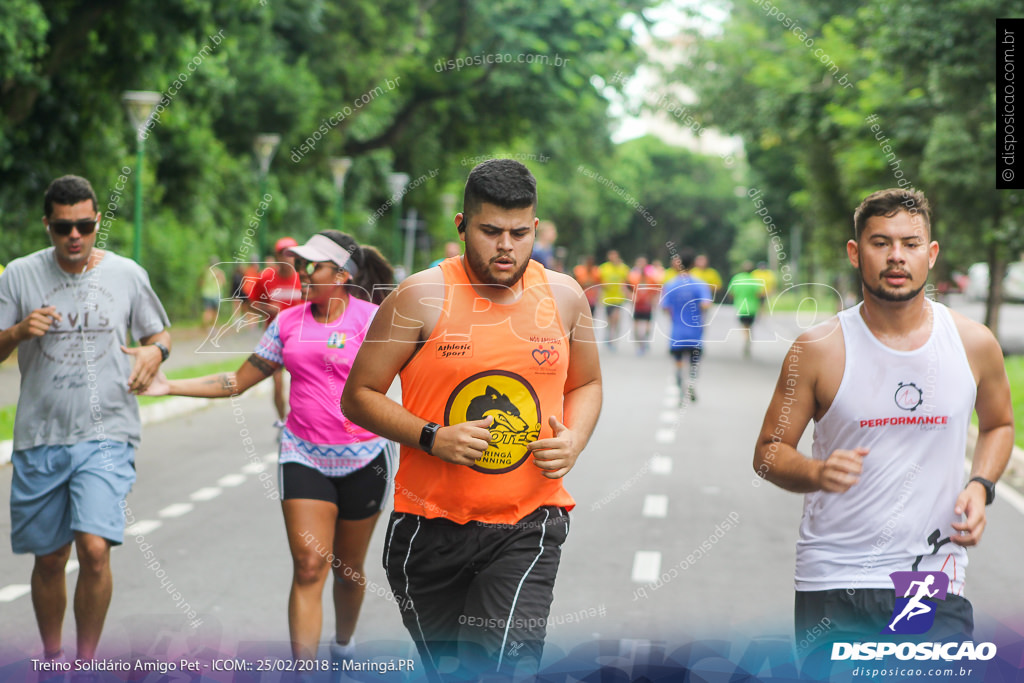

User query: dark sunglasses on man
[48,218,98,237]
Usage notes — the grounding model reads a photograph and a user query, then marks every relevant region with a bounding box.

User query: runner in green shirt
[728,261,766,358]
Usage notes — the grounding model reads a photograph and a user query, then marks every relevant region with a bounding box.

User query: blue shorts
[10,441,136,555]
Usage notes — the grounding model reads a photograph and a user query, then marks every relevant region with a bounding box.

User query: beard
[465,249,529,287]
[861,266,926,302]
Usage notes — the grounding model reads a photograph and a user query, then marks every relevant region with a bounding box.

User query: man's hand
[17,306,61,340]
[951,483,988,546]
[528,415,579,479]
[817,447,869,493]
[431,417,493,466]
[123,344,163,394]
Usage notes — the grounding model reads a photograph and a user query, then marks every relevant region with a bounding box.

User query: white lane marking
[631,551,662,583]
[659,411,678,423]
[0,448,282,606]
[1000,485,1024,516]
[0,585,31,602]
[217,474,246,487]
[158,503,194,519]
[663,396,679,408]
[642,495,668,518]
[650,456,673,474]
[655,429,676,444]
[126,520,162,536]
[666,384,680,396]
[190,487,222,502]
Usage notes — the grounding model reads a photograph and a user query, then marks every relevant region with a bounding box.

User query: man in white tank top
[753,189,1013,659]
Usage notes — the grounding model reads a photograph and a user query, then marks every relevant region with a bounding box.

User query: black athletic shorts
[670,346,701,363]
[795,588,974,679]
[738,314,757,327]
[383,506,570,680]
[633,309,652,321]
[278,444,396,519]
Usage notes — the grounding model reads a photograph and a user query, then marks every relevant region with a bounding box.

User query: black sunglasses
[49,219,98,236]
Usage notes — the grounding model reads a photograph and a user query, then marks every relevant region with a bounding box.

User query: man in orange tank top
[343,159,602,679]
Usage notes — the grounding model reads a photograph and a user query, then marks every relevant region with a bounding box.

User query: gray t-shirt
[0,247,170,449]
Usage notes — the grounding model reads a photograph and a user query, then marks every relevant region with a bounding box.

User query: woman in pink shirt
[146,231,394,663]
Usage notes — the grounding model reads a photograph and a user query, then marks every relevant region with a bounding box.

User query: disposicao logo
[884,571,947,635]
[830,571,996,662]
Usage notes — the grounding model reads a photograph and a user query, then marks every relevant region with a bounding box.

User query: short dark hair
[44,175,98,218]
[853,188,931,239]
[460,159,537,231]
[678,247,696,271]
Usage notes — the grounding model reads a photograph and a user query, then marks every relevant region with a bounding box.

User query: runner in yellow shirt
[598,249,631,350]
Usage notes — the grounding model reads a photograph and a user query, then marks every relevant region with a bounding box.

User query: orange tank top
[396,257,575,524]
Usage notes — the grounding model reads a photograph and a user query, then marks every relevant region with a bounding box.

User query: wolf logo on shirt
[445,370,542,474]
[468,386,530,434]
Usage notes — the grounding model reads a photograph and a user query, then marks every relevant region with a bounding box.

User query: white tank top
[794,300,975,595]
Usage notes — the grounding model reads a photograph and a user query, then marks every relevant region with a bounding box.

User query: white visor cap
[285,234,359,275]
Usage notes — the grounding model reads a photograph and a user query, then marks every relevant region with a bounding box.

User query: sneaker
[688,386,697,403]
[330,638,356,682]
[36,650,68,683]
[330,637,356,662]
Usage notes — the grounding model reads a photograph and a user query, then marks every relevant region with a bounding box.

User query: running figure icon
[888,574,939,631]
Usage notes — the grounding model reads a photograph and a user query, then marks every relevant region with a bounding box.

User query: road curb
[0,382,272,466]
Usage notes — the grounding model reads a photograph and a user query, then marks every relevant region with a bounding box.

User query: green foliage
[0,0,657,317]
[679,0,1024,300]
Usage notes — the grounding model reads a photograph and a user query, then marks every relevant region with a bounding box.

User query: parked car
[964,261,1024,302]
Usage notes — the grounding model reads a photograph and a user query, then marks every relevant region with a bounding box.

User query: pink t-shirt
[255,298,383,476]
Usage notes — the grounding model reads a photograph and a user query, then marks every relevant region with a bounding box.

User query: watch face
[420,423,439,452]
[972,477,994,504]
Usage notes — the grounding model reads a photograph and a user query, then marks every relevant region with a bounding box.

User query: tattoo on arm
[219,373,236,392]
[247,354,277,377]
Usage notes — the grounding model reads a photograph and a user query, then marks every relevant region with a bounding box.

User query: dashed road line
[631,551,662,583]
[0,585,30,603]
[0,434,279,603]
[127,520,162,536]
[655,429,676,444]
[650,455,672,474]
[642,495,668,518]
[158,503,195,519]
[190,487,221,502]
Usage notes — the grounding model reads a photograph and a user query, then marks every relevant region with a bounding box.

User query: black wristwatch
[419,422,440,455]
[967,476,996,506]
[152,341,170,363]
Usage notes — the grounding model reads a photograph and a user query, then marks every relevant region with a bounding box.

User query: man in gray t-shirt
[0,175,171,664]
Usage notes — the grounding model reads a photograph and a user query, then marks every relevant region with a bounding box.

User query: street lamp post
[254,134,281,260]
[386,172,409,266]
[121,91,162,265]
[440,192,457,234]
[329,157,353,232]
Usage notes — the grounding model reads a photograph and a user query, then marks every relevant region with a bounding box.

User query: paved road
[0,307,1022,681]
